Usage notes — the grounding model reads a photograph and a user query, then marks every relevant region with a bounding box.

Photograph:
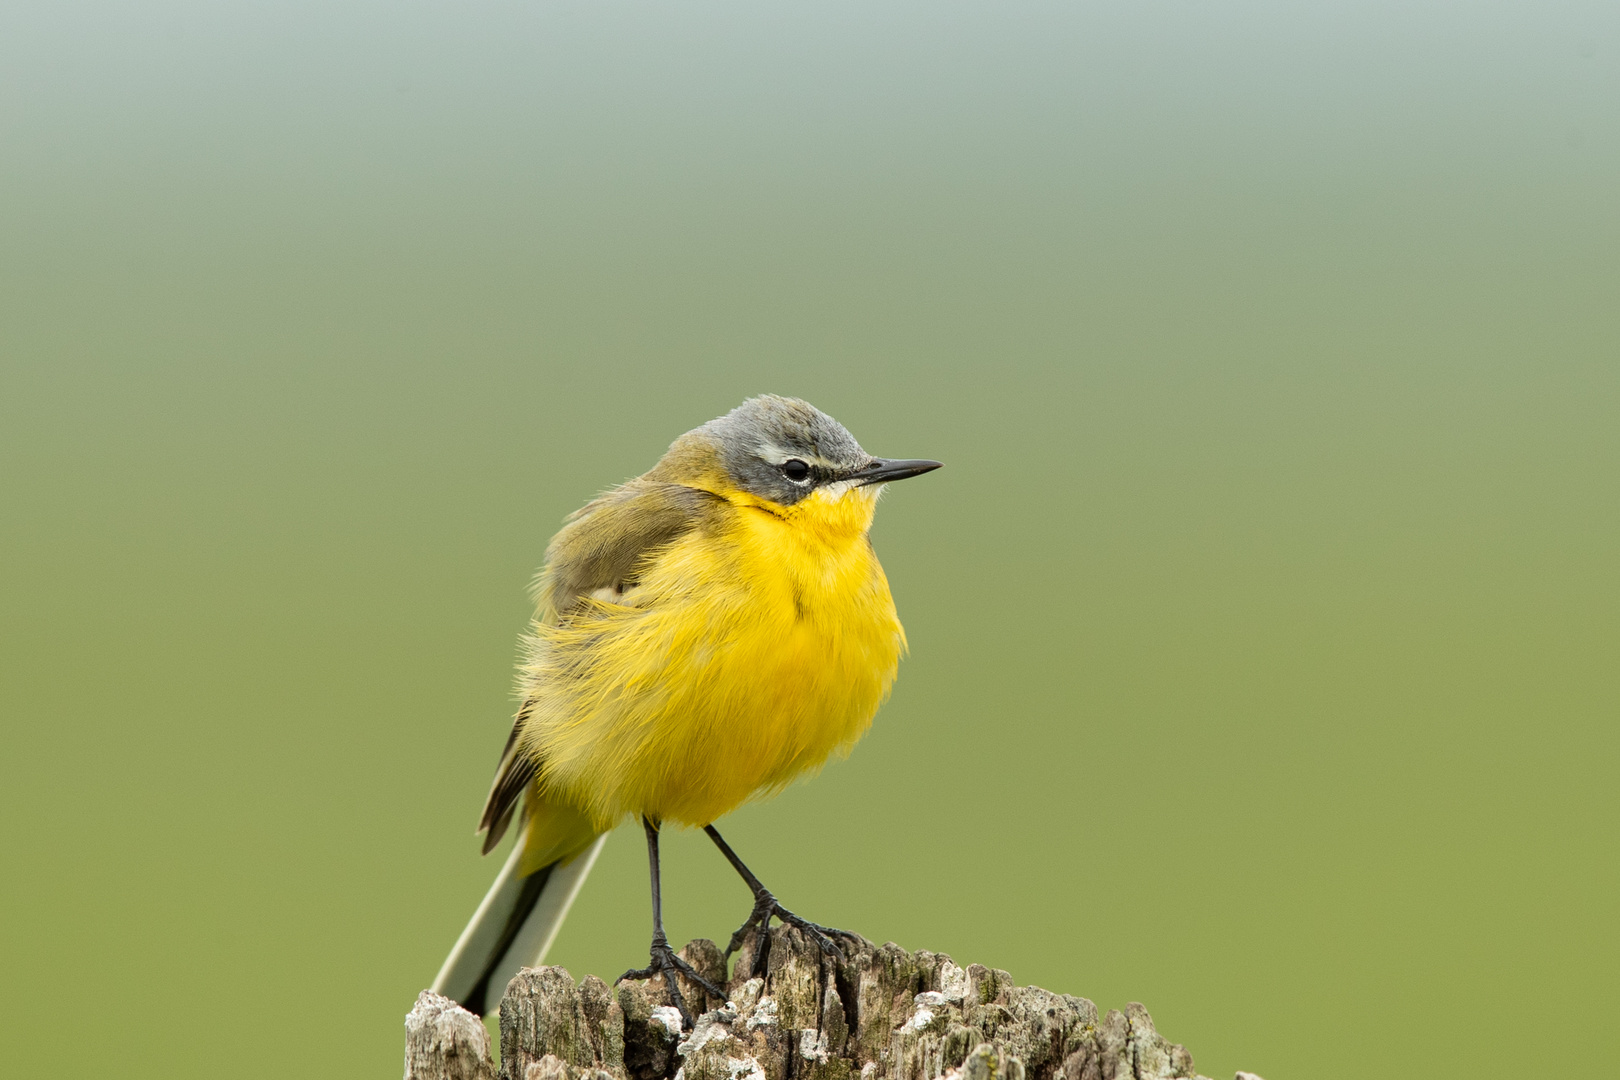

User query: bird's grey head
[700,395,941,506]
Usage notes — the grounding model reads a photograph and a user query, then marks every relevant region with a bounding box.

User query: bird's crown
[653,394,939,507]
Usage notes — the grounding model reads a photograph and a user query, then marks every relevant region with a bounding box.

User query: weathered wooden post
[404,927,1262,1080]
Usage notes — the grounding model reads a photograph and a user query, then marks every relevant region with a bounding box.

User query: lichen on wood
[403,927,1257,1080]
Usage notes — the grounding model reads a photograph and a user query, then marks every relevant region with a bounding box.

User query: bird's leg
[618,816,724,1028]
[703,824,863,976]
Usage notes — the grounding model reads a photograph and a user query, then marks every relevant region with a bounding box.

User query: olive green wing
[476,481,726,851]
[536,480,727,619]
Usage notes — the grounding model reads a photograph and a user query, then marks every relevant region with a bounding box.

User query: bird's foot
[724,889,863,977]
[618,935,724,1029]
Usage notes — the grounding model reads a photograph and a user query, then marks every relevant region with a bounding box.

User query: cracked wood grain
[404,930,1261,1080]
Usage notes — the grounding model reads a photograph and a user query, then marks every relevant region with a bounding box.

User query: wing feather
[539,481,726,617]
[475,480,726,845]
[478,720,535,852]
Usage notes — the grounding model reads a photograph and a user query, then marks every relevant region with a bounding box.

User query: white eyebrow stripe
[759,444,840,469]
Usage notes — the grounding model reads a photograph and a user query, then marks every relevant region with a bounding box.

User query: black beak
[846,458,944,486]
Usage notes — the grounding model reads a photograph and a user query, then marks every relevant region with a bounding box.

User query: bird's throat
[728,484,879,547]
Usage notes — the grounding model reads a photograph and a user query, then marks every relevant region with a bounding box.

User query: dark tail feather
[430,826,606,1015]
[460,863,553,1015]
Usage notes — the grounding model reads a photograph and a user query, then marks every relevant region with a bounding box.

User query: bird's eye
[782,459,812,482]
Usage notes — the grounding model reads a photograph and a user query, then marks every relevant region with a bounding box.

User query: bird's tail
[431,820,607,1016]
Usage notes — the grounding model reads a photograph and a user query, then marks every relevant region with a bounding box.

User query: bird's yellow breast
[521,484,905,829]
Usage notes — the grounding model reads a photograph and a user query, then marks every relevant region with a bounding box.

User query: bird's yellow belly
[528,502,904,829]
[638,571,898,825]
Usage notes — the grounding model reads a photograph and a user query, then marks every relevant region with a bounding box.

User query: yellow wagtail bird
[431,395,940,1022]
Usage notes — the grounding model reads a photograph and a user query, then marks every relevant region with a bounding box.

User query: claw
[724,890,862,978]
[703,824,865,979]
[616,938,723,1028]
[723,896,775,962]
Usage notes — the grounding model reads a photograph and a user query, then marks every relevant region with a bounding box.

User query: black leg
[704,824,862,977]
[617,817,724,1027]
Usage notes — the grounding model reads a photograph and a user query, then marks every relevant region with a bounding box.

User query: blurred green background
[2,3,1616,1078]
